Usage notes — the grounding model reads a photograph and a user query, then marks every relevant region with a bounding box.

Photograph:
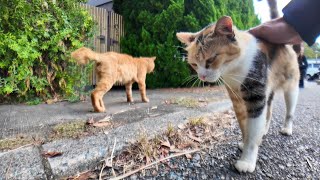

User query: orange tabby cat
[177,16,299,172]
[71,47,156,112]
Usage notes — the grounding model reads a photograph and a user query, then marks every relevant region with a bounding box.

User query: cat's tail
[71,47,101,65]
[266,0,279,19]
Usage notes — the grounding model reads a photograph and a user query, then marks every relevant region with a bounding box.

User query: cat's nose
[200,75,206,80]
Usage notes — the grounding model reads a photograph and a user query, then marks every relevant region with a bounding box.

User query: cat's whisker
[182,75,197,86]
[221,78,242,102]
[197,78,202,87]
[182,75,197,83]
[217,78,232,99]
[185,77,199,87]
[218,78,231,97]
[191,78,200,88]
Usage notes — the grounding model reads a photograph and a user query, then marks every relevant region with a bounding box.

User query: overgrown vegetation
[0,0,94,103]
[304,42,320,59]
[113,0,260,88]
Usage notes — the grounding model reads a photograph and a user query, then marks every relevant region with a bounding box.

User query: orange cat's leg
[125,82,134,103]
[138,81,149,103]
[91,81,113,112]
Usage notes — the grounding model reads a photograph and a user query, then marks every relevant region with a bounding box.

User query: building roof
[87,0,112,6]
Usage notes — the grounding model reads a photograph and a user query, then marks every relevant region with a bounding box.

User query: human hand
[248,17,303,44]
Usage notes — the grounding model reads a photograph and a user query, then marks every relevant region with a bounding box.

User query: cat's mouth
[198,71,221,83]
[198,75,220,83]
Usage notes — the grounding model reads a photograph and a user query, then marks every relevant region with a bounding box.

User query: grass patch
[50,121,87,139]
[189,117,205,126]
[0,135,40,151]
[170,97,199,108]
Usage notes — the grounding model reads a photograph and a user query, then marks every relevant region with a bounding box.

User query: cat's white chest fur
[221,37,258,89]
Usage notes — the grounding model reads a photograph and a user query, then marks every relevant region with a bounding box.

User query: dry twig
[109,148,201,180]
[100,138,117,180]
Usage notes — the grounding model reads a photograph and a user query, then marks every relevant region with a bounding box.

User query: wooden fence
[80,4,124,84]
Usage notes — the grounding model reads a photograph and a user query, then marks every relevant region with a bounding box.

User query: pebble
[260,154,268,160]
[194,163,201,168]
[169,172,177,180]
[130,175,137,180]
[193,153,201,162]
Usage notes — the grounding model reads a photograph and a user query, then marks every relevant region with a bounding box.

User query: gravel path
[129,82,320,179]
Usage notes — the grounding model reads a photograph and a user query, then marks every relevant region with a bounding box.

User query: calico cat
[176,16,299,172]
[71,47,156,112]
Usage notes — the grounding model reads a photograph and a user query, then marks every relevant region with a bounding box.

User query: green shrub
[113,0,260,88]
[0,0,94,102]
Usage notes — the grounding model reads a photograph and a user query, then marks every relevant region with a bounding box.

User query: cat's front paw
[234,160,256,173]
[142,98,149,103]
[93,107,106,113]
[127,99,134,103]
[280,128,292,136]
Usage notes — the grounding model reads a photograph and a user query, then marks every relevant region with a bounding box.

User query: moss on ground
[0,136,36,151]
[50,121,87,139]
[170,97,200,108]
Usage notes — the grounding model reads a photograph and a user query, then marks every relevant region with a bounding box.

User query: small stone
[192,153,201,162]
[260,155,268,161]
[130,175,137,180]
[266,173,272,178]
[201,174,207,179]
[194,163,201,168]
[279,164,285,169]
[169,172,177,179]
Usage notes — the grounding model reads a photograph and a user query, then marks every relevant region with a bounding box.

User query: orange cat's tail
[71,47,101,65]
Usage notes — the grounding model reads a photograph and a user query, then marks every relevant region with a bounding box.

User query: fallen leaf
[152,170,158,176]
[145,156,151,165]
[98,116,111,122]
[42,151,63,158]
[104,159,113,168]
[198,98,207,102]
[46,98,58,105]
[177,142,194,149]
[67,171,96,180]
[178,124,185,129]
[170,148,182,153]
[148,113,161,117]
[86,117,94,125]
[92,121,111,128]
[187,134,203,143]
[185,153,192,159]
[160,140,171,148]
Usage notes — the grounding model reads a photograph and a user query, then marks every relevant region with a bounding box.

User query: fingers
[248,17,303,45]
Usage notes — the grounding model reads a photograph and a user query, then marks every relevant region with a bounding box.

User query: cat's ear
[176,32,196,45]
[151,57,156,61]
[214,16,234,37]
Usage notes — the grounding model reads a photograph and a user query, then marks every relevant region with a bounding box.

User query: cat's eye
[190,63,198,67]
[207,54,219,64]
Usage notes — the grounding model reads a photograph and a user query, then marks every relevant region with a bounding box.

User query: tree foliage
[113,0,260,88]
[0,0,94,102]
[304,42,320,59]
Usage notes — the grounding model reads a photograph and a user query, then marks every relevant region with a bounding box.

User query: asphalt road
[122,81,320,179]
